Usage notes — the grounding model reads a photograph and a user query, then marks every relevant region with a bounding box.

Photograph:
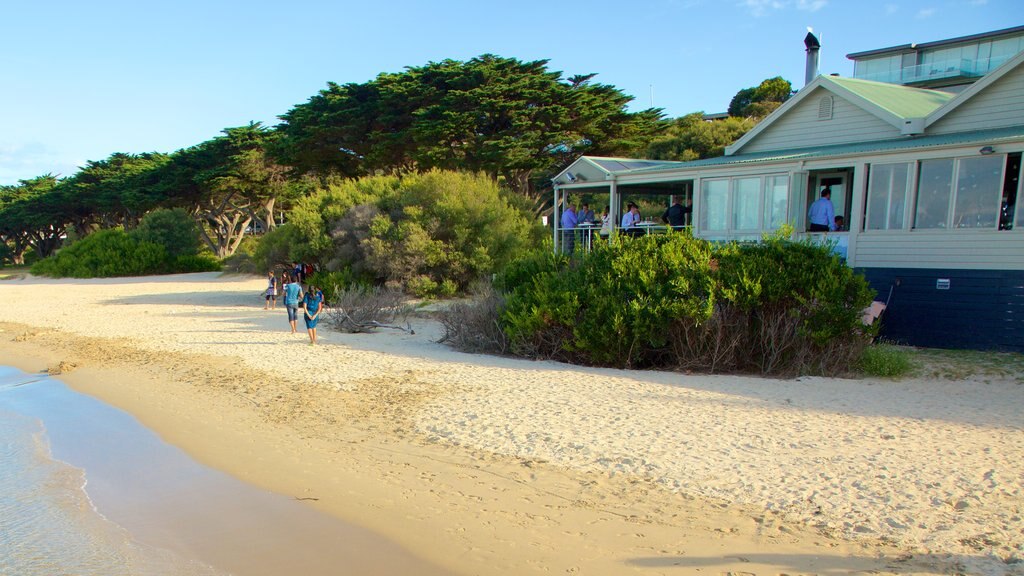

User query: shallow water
[0,366,452,576]
[0,367,225,576]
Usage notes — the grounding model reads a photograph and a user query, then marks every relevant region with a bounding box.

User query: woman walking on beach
[282,275,303,333]
[303,285,323,345]
[263,271,278,310]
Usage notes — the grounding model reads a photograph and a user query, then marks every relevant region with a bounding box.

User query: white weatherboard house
[553,27,1024,352]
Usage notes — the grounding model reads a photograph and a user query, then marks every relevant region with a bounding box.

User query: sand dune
[1,272,1021,576]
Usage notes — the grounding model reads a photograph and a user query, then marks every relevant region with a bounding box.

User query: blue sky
[1,0,1020,185]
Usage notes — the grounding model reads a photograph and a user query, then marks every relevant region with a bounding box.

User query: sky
[1,0,1021,185]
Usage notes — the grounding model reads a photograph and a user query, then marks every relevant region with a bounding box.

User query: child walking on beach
[282,275,303,333]
[303,285,323,345]
[264,271,277,310]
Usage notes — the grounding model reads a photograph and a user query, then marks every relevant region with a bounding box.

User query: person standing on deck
[808,188,836,232]
[560,203,578,253]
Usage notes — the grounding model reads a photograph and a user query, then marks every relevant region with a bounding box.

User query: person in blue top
[808,188,836,232]
[282,275,304,334]
[560,203,577,253]
[303,285,323,346]
[621,202,642,237]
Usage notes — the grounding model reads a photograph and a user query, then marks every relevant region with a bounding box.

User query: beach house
[553,26,1024,352]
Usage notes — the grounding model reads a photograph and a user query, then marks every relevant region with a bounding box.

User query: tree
[0,175,68,261]
[157,123,298,258]
[56,152,172,234]
[646,113,757,161]
[728,77,794,118]
[276,55,664,210]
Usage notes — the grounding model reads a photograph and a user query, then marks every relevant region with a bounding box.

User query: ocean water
[0,367,225,576]
[0,365,455,576]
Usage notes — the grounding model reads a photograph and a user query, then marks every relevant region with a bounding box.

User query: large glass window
[701,179,729,231]
[700,175,789,233]
[765,176,789,229]
[866,163,911,230]
[733,178,761,230]
[914,156,1006,230]
[953,156,1003,229]
[914,159,954,229]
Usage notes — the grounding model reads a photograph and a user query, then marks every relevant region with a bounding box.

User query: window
[953,156,1003,229]
[913,156,1004,230]
[700,175,789,233]
[701,179,729,231]
[765,176,789,229]
[914,159,954,229]
[866,163,911,230]
[733,178,761,230]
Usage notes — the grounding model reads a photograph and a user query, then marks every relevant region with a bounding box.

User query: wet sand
[1,272,1022,575]
[0,367,452,576]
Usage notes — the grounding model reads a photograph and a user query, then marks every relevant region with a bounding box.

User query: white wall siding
[852,230,1024,270]
[742,89,901,153]
[929,65,1024,134]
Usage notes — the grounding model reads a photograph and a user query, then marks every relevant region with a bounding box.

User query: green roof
[825,76,955,118]
[622,125,1024,173]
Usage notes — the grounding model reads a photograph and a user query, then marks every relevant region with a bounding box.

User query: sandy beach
[1,271,1022,576]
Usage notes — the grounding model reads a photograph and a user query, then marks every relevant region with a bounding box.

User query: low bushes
[486,230,876,377]
[31,209,220,278]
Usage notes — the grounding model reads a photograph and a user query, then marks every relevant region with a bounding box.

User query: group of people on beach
[264,269,323,345]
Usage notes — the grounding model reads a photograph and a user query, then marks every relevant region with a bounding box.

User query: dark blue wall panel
[858,268,1024,352]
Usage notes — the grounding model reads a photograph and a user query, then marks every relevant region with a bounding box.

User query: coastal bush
[306,269,366,302]
[265,171,540,296]
[172,254,222,273]
[30,228,221,278]
[437,282,509,354]
[31,229,167,278]
[129,208,201,258]
[496,231,876,376]
[857,343,913,378]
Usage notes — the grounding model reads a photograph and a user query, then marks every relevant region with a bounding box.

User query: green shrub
[497,231,876,376]
[130,208,202,258]
[857,344,913,378]
[31,228,221,278]
[31,229,168,278]
[174,254,222,273]
[253,224,302,271]
[306,269,366,302]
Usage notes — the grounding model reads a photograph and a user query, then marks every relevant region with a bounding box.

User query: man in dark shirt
[662,197,692,229]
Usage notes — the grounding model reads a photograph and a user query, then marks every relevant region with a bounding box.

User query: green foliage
[857,344,913,378]
[306,269,367,302]
[130,208,201,258]
[728,76,794,118]
[31,229,168,278]
[647,113,757,161]
[277,55,664,200]
[269,170,539,295]
[172,254,222,273]
[499,232,876,376]
[30,228,220,278]
[253,224,303,271]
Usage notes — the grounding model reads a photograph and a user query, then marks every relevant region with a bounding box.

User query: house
[553,27,1024,352]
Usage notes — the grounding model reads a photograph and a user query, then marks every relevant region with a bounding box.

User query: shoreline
[2,272,1022,575]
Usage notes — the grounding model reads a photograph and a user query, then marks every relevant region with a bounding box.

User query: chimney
[804,29,821,86]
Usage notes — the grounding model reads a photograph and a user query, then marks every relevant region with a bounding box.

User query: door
[813,172,848,228]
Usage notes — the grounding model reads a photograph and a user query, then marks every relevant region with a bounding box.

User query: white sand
[2,272,1022,575]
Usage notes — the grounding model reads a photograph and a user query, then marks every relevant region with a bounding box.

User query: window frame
[865,161,913,231]
[698,173,790,235]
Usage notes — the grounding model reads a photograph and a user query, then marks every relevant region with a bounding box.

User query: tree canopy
[276,55,664,205]
[728,76,794,118]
